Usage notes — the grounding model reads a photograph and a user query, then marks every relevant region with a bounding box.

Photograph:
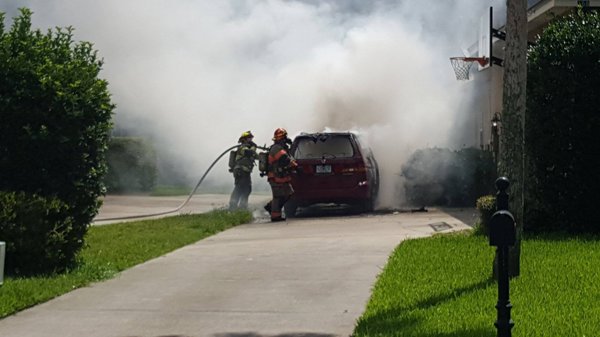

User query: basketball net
[449,57,488,81]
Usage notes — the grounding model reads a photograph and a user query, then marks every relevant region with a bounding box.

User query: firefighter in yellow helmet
[264,128,297,222]
[228,130,258,210]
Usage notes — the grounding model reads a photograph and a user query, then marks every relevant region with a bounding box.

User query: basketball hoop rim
[449,56,489,67]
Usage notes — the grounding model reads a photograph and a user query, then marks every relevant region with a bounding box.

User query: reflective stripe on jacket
[267,143,296,183]
[233,143,258,173]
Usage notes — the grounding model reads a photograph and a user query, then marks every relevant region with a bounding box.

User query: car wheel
[363,198,375,213]
[284,201,298,218]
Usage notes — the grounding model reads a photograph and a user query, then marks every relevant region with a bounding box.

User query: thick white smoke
[1,0,505,208]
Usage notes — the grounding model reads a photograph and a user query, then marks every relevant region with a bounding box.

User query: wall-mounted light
[491,112,500,163]
[492,113,501,128]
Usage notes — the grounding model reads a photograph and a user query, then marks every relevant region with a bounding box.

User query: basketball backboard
[478,6,493,71]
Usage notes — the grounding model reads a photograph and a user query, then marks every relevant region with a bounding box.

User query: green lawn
[353,232,600,337]
[0,210,251,318]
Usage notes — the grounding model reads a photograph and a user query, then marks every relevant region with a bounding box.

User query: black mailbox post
[490,177,516,337]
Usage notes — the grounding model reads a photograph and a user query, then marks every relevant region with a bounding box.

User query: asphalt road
[1,195,475,337]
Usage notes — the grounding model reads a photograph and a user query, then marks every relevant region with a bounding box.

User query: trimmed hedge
[0,9,114,273]
[0,191,76,275]
[104,137,157,193]
[475,195,495,236]
[401,147,496,207]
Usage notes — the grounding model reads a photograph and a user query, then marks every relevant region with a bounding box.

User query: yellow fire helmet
[239,130,254,142]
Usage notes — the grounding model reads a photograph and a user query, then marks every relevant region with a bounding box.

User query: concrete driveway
[0,196,473,337]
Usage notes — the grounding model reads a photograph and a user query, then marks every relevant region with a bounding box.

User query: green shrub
[475,195,496,236]
[0,191,76,275]
[104,137,157,193]
[0,9,114,271]
[525,9,600,233]
[401,147,496,207]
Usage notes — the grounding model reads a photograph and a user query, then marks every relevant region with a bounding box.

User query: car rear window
[293,135,355,159]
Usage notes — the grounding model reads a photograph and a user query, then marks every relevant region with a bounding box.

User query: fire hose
[94,143,268,222]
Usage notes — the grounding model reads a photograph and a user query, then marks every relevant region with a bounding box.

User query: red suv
[285,132,379,217]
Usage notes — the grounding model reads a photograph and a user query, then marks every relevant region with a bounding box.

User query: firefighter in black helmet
[229,131,258,210]
[264,128,297,222]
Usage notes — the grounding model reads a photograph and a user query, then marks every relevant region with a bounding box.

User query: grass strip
[149,185,192,196]
[0,210,251,318]
[354,231,600,337]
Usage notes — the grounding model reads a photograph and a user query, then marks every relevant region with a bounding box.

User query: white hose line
[94,144,242,222]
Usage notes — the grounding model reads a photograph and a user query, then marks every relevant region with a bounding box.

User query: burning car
[284,132,379,217]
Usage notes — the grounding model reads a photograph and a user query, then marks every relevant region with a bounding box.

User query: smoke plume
[1,0,506,208]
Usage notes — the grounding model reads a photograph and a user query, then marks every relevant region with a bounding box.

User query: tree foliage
[526,9,600,233]
[0,9,114,274]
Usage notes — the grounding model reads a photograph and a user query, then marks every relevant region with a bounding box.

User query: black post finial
[495,177,510,211]
[495,176,510,192]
